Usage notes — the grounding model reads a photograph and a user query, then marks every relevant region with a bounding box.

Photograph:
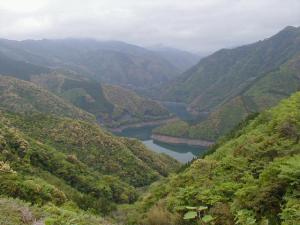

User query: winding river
[113,101,210,163]
[113,125,208,163]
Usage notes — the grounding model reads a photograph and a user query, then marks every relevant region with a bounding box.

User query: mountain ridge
[0,54,172,129]
[124,91,300,225]
[155,26,300,141]
[0,38,182,89]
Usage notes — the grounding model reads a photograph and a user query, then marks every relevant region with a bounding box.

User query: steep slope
[156,26,300,140]
[31,72,114,115]
[0,52,50,80]
[0,55,172,128]
[0,75,179,184]
[103,85,170,127]
[162,26,300,108]
[0,39,179,89]
[0,53,112,116]
[148,45,201,72]
[186,54,300,140]
[0,109,179,223]
[30,72,171,127]
[5,112,179,186]
[126,92,300,225]
[0,76,95,122]
[0,111,136,216]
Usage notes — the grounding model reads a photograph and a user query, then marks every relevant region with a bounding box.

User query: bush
[0,174,67,206]
[144,204,181,225]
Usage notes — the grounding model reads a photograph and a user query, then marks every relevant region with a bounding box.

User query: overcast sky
[0,0,299,53]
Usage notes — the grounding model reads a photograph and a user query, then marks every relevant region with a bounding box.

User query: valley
[154,26,300,142]
[110,100,211,163]
[0,18,299,225]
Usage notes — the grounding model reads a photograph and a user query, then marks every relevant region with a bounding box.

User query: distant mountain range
[155,26,300,140]
[148,45,201,72]
[0,38,198,89]
[0,50,172,128]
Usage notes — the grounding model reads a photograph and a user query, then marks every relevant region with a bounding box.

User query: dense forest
[0,22,299,225]
[155,26,300,141]
[122,92,300,225]
[0,108,179,224]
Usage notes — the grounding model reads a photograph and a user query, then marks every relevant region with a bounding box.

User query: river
[112,101,210,163]
[113,126,208,163]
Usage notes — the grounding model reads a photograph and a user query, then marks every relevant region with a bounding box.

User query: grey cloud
[0,0,299,53]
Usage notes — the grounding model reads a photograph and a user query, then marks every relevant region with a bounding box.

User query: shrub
[144,204,181,225]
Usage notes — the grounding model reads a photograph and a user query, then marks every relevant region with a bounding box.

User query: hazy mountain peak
[148,45,201,72]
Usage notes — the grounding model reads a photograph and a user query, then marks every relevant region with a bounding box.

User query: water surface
[114,126,208,163]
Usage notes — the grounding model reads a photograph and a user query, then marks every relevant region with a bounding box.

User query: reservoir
[113,126,208,163]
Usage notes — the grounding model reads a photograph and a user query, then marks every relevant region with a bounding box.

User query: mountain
[0,51,180,223]
[156,26,300,140]
[125,91,300,225]
[162,26,300,106]
[0,110,135,217]
[103,85,170,127]
[0,76,179,183]
[0,38,179,89]
[0,75,96,122]
[0,87,179,224]
[0,53,172,128]
[0,52,50,80]
[148,45,201,72]
[28,72,171,128]
[30,72,114,116]
[4,111,179,186]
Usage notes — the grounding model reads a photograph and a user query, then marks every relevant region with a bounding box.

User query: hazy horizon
[1,0,299,54]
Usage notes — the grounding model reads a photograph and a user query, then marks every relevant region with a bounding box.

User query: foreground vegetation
[0,197,113,225]
[0,106,179,223]
[122,92,300,225]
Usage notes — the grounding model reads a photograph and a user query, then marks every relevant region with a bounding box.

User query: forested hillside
[156,26,300,140]
[32,73,171,128]
[124,91,300,225]
[1,0,299,224]
[103,85,170,127]
[0,75,179,185]
[0,76,95,122]
[0,74,180,224]
[0,107,179,224]
[0,52,50,80]
[0,59,172,128]
[0,111,132,223]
